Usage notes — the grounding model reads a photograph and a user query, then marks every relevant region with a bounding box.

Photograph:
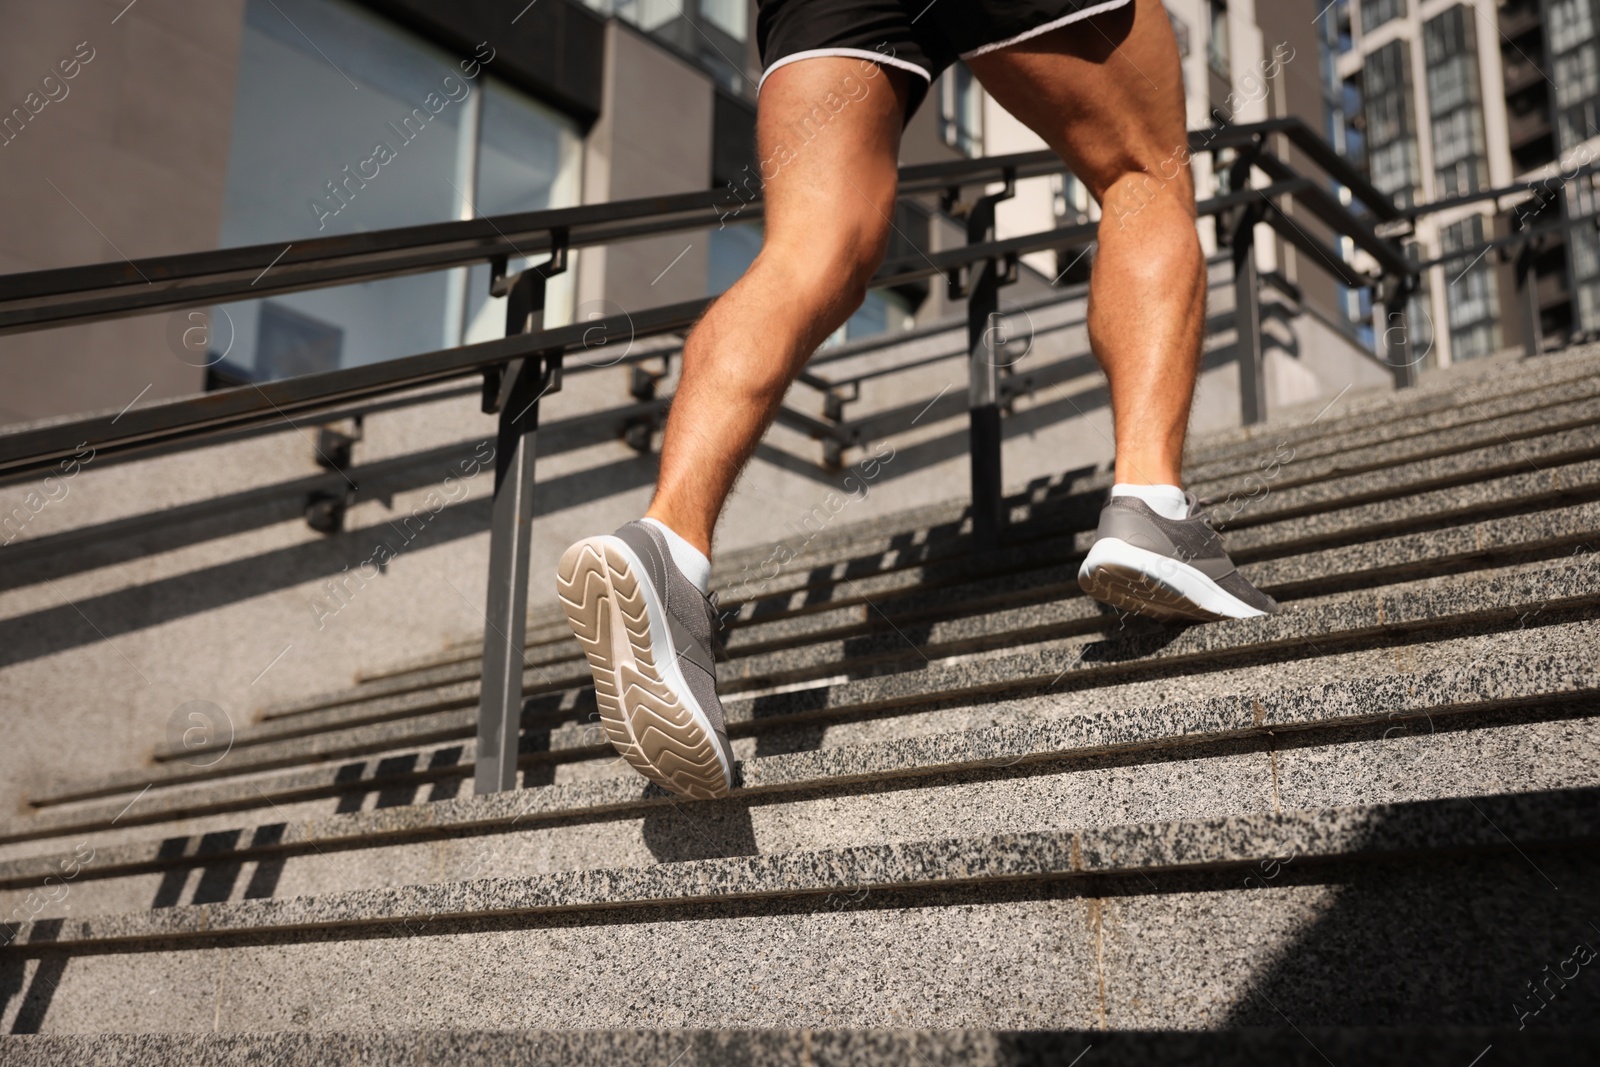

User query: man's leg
[967,0,1200,490]
[558,57,911,798]
[646,59,912,555]
[968,0,1278,620]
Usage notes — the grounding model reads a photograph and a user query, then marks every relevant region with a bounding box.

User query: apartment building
[1499,0,1600,345]
[1310,0,1600,367]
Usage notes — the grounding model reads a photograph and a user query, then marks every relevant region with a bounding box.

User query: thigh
[965,0,1189,205]
[753,56,912,269]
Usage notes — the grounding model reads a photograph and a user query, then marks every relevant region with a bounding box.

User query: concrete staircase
[3,345,1599,1063]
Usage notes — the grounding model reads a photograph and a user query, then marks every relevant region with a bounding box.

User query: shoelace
[1186,490,1222,531]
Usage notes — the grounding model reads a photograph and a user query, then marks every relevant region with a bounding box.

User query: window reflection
[213,0,581,381]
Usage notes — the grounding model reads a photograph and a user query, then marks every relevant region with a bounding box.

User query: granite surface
[3,629,1596,901]
[721,553,1600,725]
[1190,340,1600,461]
[3,1028,1597,1066]
[0,745,1279,924]
[9,612,1589,869]
[3,786,1596,950]
[159,486,1600,776]
[1211,423,1600,530]
[1186,371,1600,484]
[17,549,1600,832]
[256,451,1600,751]
[6,350,1600,1039]
[1191,389,1600,499]
[248,392,1600,737]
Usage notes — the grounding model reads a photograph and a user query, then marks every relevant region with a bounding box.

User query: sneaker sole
[557,535,732,799]
[1077,537,1268,622]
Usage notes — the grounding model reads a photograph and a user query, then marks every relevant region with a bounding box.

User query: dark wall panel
[712,89,757,190]
[355,0,605,125]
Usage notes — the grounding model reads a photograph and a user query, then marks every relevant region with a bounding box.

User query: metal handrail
[0,116,1385,335]
[0,116,1412,795]
[0,178,1332,483]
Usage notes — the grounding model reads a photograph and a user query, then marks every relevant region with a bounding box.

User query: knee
[767,216,891,309]
[1100,168,1193,229]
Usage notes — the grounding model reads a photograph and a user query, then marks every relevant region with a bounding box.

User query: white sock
[1111,482,1190,521]
[640,518,711,594]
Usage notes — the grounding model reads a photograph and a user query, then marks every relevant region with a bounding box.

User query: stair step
[6,346,1600,1040]
[4,824,1595,1031]
[5,1027,1596,1065]
[3,619,1593,910]
[1183,370,1600,486]
[240,463,1600,747]
[322,348,1600,696]
[0,612,1577,858]
[21,551,1598,815]
[28,547,1600,812]
[6,788,1597,951]
[1191,341,1600,460]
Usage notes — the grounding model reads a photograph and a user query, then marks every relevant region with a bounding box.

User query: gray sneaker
[1077,493,1280,622]
[557,520,734,798]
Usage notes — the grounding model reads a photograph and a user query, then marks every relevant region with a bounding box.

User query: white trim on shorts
[757,47,933,95]
[959,0,1135,60]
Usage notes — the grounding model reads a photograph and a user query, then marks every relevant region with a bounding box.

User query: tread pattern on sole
[557,539,730,799]
[1079,562,1227,622]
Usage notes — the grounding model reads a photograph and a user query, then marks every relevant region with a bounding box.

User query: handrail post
[475,246,566,795]
[1517,241,1543,359]
[950,169,1016,552]
[1231,203,1267,426]
[1227,139,1268,427]
[967,257,1004,550]
[1382,275,1418,388]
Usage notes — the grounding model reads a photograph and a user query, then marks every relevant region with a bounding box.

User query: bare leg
[967,0,1203,487]
[644,60,911,554]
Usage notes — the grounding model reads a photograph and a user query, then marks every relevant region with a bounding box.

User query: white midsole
[1078,537,1267,619]
[592,534,734,785]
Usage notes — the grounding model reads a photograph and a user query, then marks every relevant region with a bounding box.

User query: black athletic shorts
[756,0,1133,119]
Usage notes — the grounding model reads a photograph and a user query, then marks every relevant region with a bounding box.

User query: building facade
[9,0,1544,426]
[0,0,979,428]
[1313,0,1600,366]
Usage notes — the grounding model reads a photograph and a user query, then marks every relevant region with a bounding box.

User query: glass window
[699,0,748,40]
[1361,40,1421,208]
[459,81,584,346]
[817,289,914,349]
[1565,173,1600,332]
[1339,76,1366,171]
[1579,280,1600,330]
[213,0,581,381]
[1555,46,1600,108]
[1440,215,1501,360]
[1360,0,1405,34]
[1207,0,1230,77]
[1423,7,1488,198]
[610,0,679,32]
[940,64,983,157]
[844,289,914,341]
[581,0,749,90]
[1550,0,1596,53]
[1401,239,1435,369]
[1547,0,1600,152]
